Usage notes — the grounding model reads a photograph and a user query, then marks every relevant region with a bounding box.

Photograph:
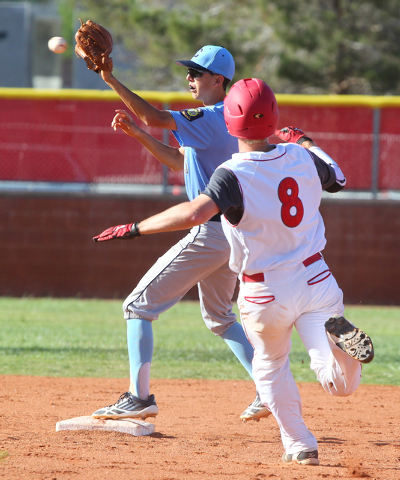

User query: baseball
[48,37,68,54]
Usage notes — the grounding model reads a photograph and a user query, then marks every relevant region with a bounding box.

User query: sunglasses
[187,68,205,78]
[187,68,218,78]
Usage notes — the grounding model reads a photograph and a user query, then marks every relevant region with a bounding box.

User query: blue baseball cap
[176,45,235,81]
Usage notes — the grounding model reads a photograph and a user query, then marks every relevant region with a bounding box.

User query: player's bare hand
[93,223,140,242]
[111,109,143,137]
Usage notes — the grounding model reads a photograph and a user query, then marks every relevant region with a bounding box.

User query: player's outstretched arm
[275,125,346,192]
[75,21,175,129]
[93,195,219,242]
[138,194,219,234]
[112,109,184,171]
[100,70,176,130]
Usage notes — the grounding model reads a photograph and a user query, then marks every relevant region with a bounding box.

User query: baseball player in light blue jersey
[170,101,235,202]
[93,46,267,422]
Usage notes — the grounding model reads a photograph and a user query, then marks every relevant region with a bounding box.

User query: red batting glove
[93,223,140,242]
[274,126,311,144]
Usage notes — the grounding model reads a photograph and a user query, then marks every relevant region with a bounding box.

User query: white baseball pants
[238,257,362,454]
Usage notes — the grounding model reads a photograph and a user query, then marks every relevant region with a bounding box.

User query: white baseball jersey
[220,143,327,275]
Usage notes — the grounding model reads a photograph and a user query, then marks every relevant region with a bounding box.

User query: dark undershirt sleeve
[202,167,244,225]
[308,150,345,193]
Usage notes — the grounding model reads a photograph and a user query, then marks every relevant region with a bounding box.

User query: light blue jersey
[169,102,238,201]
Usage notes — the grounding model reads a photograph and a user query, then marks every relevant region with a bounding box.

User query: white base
[56,416,155,436]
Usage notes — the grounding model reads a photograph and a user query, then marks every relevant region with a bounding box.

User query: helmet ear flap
[224,78,279,139]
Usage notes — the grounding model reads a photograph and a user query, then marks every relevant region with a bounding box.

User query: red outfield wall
[0,193,399,305]
[1,89,400,191]
[0,89,399,304]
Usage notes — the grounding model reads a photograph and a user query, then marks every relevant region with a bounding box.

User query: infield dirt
[1,375,399,479]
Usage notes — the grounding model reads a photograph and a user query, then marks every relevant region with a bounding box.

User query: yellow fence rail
[1,87,400,109]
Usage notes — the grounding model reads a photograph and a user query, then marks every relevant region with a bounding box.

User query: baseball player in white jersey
[93,78,374,465]
[92,46,269,422]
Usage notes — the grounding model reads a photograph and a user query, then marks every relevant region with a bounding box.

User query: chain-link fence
[1,89,400,195]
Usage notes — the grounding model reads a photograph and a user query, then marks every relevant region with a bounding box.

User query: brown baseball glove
[75,19,113,73]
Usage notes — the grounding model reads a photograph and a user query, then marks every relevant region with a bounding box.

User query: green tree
[73,0,400,94]
[272,0,400,94]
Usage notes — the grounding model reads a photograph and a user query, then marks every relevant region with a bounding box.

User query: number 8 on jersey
[278,177,304,228]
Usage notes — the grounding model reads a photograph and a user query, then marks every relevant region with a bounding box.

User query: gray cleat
[240,392,272,423]
[92,391,158,420]
[282,450,319,465]
[325,315,374,364]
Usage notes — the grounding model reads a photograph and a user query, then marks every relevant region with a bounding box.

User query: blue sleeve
[169,108,216,149]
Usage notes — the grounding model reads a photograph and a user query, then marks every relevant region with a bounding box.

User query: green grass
[0,451,9,463]
[0,298,399,385]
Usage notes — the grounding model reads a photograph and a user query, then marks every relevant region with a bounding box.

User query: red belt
[242,252,322,283]
[302,252,323,267]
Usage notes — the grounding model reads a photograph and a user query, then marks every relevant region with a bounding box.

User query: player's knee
[122,299,135,319]
[321,378,359,397]
[208,320,237,336]
[210,324,230,336]
[123,299,147,320]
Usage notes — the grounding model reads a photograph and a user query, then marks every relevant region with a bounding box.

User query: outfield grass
[0,297,399,385]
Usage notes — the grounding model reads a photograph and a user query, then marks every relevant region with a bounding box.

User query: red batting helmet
[224,78,279,139]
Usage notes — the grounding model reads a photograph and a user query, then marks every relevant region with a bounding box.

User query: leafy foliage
[272,0,400,94]
[70,0,400,93]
